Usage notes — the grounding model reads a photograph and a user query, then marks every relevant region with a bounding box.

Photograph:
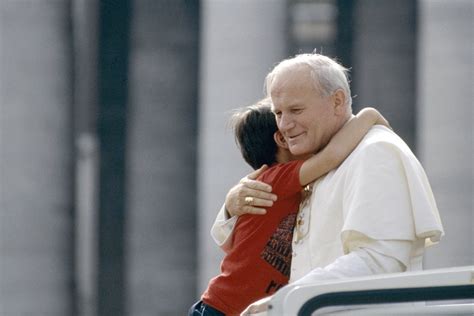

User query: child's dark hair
[230,98,278,170]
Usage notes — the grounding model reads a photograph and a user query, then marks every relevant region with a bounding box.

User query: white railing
[268,266,474,315]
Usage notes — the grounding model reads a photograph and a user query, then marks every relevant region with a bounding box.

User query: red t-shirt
[202,160,304,315]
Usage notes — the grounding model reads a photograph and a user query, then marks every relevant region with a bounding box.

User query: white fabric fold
[210,204,237,253]
[340,126,444,250]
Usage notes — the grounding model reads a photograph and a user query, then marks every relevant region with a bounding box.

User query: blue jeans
[188,300,225,316]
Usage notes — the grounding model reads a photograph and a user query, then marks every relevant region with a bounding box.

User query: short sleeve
[259,160,305,199]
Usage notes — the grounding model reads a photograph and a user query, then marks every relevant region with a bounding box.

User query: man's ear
[274,131,288,149]
[332,89,346,115]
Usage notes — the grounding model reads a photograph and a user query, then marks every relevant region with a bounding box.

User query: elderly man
[212,53,444,314]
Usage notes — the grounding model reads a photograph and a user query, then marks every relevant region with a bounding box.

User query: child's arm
[299,107,389,186]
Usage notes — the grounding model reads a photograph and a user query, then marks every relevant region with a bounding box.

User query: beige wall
[126,1,199,315]
[0,1,74,315]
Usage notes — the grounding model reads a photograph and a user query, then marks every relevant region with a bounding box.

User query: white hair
[265,53,352,108]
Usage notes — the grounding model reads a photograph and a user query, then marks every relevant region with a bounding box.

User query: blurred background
[0,0,472,315]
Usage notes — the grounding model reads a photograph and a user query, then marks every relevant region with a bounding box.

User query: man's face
[270,67,339,156]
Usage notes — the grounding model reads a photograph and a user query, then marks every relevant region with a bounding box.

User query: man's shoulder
[339,126,416,171]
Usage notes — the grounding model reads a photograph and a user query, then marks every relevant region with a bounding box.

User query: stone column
[96,1,131,315]
[0,1,74,315]
[72,0,99,315]
[125,1,199,315]
[352,0,417,151]
[417,0,473,268]
[198,0,288,294]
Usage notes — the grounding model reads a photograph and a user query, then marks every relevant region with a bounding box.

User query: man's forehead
[271,66,312,93]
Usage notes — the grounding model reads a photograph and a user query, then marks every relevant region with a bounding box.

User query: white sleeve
[210,204,238,252]
[292,240,409,286]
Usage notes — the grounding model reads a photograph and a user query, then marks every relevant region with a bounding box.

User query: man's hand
[240,296,272,315]
[225,165,277,217]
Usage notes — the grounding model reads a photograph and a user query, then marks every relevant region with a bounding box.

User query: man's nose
[278,114,295,132]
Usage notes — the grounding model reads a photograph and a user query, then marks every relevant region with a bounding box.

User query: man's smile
[287,132,305,143]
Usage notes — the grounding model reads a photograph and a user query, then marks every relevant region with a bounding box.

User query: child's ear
[274,131,288,149]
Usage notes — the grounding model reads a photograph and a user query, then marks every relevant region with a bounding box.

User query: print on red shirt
[260,213,296,278]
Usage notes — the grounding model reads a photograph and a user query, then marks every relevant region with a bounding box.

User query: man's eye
[292,109,303,114]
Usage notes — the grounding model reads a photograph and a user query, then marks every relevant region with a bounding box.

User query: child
[189,98,390,316]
